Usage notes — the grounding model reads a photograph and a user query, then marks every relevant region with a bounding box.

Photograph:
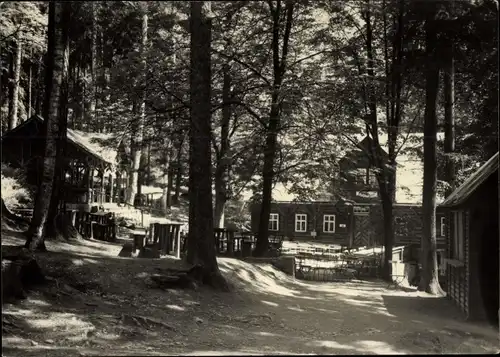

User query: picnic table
[149,222,183,258]
[74,210,116,241]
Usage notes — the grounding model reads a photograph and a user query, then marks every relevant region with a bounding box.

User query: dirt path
[2,232,499,355]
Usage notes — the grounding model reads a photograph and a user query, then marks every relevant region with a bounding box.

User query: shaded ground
[2,229,499,356]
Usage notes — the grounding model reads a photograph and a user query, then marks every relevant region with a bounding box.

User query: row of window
[268,213,337,233]
[268,214,448,237]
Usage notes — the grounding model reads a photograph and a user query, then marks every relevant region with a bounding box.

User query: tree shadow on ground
[2,232,499,356]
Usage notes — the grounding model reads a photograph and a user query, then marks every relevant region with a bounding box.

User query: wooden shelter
[1,115,120,211]
[441,152,499,324]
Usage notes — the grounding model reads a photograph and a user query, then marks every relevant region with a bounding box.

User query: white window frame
[269,213,279,231]
[323,214,336,233]
[295,214,307,232]
[452,211,464,261]
[440,216,446,237]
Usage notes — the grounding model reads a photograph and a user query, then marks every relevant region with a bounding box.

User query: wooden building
[250,201,446,250]
[441,152,499,324]
[1,115,119,211]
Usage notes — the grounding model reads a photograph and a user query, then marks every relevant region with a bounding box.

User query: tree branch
[212,49,272,87]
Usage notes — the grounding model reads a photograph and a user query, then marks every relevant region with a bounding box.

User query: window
[323,215,336,233]
[295,214,307,232]
[269,213,279,231]
[452,211,464,260]
[440,216,446,237]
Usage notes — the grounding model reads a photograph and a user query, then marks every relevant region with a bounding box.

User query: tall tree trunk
[88,1,97,126]
[45,7,70,239]
[35,55,43,115]
[379,0,404,281]
[166,162,174,208]
[25,2,68,251]
[362,0,394,281]
[255,0,294,257]
[7,51,14,127]
[214,64,231,229]
[443,36,455,197]
[419,9,444,295]
[27,51,32,118]
[8,36,22,130]
[146,141,151,185]
[0,43,3,131]
[126,7,147,207]
[187,1,227,290]
[173,137,184,205]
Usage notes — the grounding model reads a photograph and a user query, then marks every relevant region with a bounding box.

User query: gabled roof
[2,115,118,167]
[441,152,499,208]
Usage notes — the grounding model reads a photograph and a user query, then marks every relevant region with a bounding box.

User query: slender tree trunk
[7,51,14,127]
[88,1,97,126]
[187,1,227,290]
[166,162,174,208]
[361,0,394,280]
[443,41,455,197]
[255,0,294,257]
[8,36,22,130]
[27,53,32,118]
[0,43,3,131]
[25,2,67,251]
[35,55,43,115]
[419,11,444,295]
[214,64,231,229]
[146,142,151,185]
[126,7,147,206]
[173,137,184,205]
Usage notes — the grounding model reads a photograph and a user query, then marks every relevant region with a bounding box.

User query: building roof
[2,115,118,167]
[441,152,499,208]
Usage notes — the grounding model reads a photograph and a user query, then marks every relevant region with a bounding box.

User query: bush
[1,163,34,209]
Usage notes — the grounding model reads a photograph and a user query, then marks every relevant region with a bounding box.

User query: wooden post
[109,173,114,203]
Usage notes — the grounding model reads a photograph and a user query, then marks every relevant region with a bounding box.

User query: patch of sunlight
[373,307,396,317]
[4,308,35,317]
[287,305,305,312]
[261,300,279,307]
[309,307,339,314]
[94,331,121,340]
[2,336,31,345]
[254,331,282,337]
[182,300,200,306]
[166,304,185,311]
[27,313,94,330]
[354,340,407,354]
[307,340,355,350]
[342,298,378,307]
[181,351,264,356]
[26,298,51,307]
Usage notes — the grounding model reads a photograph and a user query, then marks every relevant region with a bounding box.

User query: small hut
[1,115,119,211]
[441,152,499,324]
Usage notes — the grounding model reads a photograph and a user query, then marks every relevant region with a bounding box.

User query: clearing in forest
[2,231,499,356]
